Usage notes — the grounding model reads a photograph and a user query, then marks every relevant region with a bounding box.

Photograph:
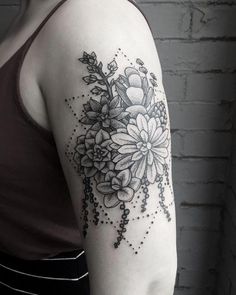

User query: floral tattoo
[65,49,174,254]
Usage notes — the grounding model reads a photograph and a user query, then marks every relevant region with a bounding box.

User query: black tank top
[0,0,152,260]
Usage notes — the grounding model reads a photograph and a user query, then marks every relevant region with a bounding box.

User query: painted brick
[178,248,220,270]
[178,269,216,288]
[169,103,230,130]
[174,183,224,205]
[182,131,231,157]
[178,228,221,251]
[173,158,227,183]
[139,3,191,38]
[176,206,222,229]
[174,288,212,295]
[186,73,236,102]
[157,40,236,72]
[225,188,236,226]
[192,5,236,38]
[163,72,186,101]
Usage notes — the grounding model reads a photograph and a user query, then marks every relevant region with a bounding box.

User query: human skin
[1,0,178,294]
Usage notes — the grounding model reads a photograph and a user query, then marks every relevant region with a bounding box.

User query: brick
[183,131,232,157]
[178,269,216,288]
[163,72,186,101]
[192,5,236,38]
[156,40,236,72]
[173,183,224,205]
[0,7,19,39]
[225,189,236,226]
[176,206,222,229]
[173,158,228,183]
[174,288,212,295]
[186,73,236,102]
[221,211,236,256]
[139,3,191,38]
[169,102,231,130]
[217,273,232,295]
[178,228,221,251]
[178,248,220,270]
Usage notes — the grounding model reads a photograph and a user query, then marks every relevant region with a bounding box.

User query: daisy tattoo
[65,49,174,254]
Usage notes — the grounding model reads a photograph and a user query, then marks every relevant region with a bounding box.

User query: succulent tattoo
[65,49,174,254]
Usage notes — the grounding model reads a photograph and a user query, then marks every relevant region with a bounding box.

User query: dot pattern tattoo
[65,49,174,254]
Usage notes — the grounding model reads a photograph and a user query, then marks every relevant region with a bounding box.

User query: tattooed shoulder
[64,48,174,255]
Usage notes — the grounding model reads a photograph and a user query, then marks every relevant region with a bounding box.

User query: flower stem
[96,67,113,100]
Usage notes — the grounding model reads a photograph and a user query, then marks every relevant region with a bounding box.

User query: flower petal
[152,147,168,158]
[95,129,110,145]
[131,151,143,161]
[84,167,97,177]
[112,177,121,187]
[89,99,102,112]
[153,130,169,146]
[129,178,141,191]
[140,130,149,142]
[147,162,157,184]
[75,144,86,155]
[151,127,162,143]
[148,117,157,140]
[117,169,131,187]
[135,156,147,179]
[127,124,142,141]
[126,87,144,105]
[81,155,93,167]
[113,153,127,163]
[109,108,123,118]
[112,133,136,145]
[87,111,98,120]
[136,114,148,132]
[117,187,134,202]
[155,161,164,175]
[128,74,142,88]
[94,161,106,170]
[125,67,140,79]
[154,155,165,165]
[147,150,154,165]
[115,155,134,170]
[110,119,126,129]
[104,194,120,208]
[97,182,115,194]
[105,171,116,181]
[126,105,147,118]
[118,145,138,154]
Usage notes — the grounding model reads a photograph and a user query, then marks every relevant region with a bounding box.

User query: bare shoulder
[39,0,160,101]
[39,0,154,70]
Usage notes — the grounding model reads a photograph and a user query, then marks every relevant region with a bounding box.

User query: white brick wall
[0,0,235,294]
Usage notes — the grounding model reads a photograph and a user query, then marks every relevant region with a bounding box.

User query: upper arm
[40,0,177,294]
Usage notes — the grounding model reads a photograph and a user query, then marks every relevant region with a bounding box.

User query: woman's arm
[39,0,177,294]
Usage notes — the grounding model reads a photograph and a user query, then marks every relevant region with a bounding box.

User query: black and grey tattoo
[65,49,174,254]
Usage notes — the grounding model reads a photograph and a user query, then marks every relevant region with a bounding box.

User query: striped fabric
[0,249,89,294]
